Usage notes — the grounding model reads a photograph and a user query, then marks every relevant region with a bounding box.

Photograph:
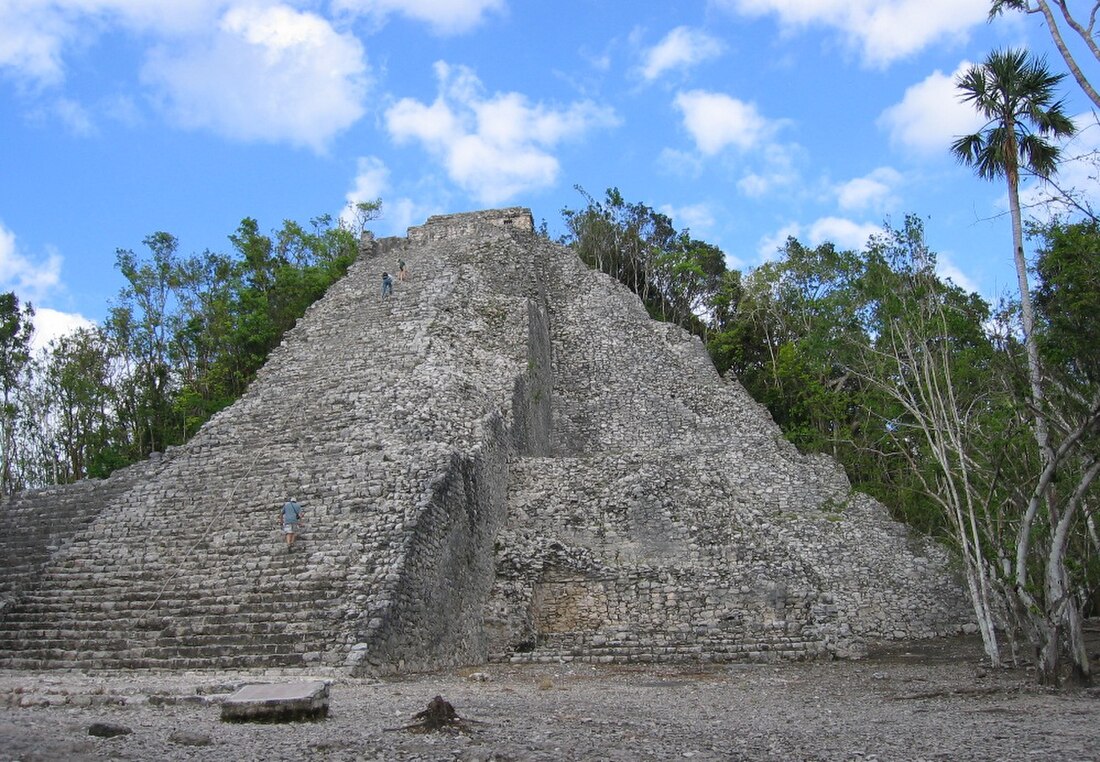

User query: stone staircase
[0,211,533,672]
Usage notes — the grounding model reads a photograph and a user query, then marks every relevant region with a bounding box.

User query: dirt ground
[1,636,1098,761]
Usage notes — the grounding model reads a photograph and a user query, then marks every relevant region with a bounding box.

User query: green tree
[0,292,34,493]
[37,327,128,481]
[953,50,1092,683]
[952,48,1075,453]
[713,237,869,458]
[852,223,1007,663]
[345,198,383,237]
[1031,218,1100,619]
[109,232,186,457]
[561,187,730,337]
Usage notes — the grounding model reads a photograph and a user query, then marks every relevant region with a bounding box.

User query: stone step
[6,591,346,614]
[0,650,311,671]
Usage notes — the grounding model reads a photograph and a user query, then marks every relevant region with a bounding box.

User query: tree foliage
[7,212,361,487]
[0,293,34,494]
[561,187,727,335]
[560,190,1098,683]
[953,47,1093,685]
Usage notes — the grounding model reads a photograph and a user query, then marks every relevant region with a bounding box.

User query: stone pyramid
[0,208,969,674]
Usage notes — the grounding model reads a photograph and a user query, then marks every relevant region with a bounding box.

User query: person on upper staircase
[397,258,408,281]
[280,499,303,551]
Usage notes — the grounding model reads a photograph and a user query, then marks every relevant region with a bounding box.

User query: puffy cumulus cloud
[346,156,390,205]
[674,90,778,155]
[340,155,438,237]
[657,147,705,178]
[934,253,980,295]
[141,4,368,151]
[1019,115,1100,218]
[736,142,802,197]
[0,222,62,302]
[659,202,716,235]
[0,2,71,86]
[340,155,389,229]
[836,166,902,212]
[760,217,880,257]
[757,222,802,259]
[385,61,618,205]
[807,216,881,250]
[0,0,229,86]
[878,62,985,156]
[714,0,988,66]
[0,225,91,351]
[332,0,505,35]
[640,26,725,81]
[30,307,95,354]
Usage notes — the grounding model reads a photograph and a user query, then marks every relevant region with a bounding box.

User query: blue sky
[2,0,1098,350]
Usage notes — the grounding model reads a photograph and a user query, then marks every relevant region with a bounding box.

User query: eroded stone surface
[0,207,970,675]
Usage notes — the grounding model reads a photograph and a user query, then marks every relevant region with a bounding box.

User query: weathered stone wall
[0,207,970,674]
[483,231,969,663]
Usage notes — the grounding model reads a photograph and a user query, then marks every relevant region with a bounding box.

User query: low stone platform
[220,681,329,723]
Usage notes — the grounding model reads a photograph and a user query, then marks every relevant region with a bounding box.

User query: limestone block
[220,681,330,723]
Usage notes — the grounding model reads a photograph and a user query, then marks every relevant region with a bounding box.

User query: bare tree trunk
[1033,1,1100,110]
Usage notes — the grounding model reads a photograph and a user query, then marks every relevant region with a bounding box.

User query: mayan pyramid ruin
[0,208,970,674]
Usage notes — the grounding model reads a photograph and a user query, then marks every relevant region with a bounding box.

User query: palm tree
[952,48,1085,685]
[951,48,1074,450]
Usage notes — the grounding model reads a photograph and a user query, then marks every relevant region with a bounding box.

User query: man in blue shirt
[280,499,303,551]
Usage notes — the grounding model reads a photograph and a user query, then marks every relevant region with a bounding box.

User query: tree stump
[396,695,481,734]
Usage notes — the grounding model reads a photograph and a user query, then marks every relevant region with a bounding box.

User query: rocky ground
[1,636,1098,761]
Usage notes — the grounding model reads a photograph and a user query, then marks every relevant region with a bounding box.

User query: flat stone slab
[220,681,329,723]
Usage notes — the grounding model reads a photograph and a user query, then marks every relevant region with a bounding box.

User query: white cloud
[0,222,90,351]
[660,203,716,235]
[332,0,505,35]
[657,147,705,178]
[340,156,443,237]
[714,0,988,66]
[759,216,880,257]
[341,156,390,228]
[30,307,95,354]
[0,3,70,85]
[935,253,980,294]
[836,167,902,212]
[807,217,881,250]
[757,222,802,259]
[0,222,62,302]
[0,0,230,86]
[141,4,369,151]
[1019,115,1100,218]
[347,156,390,202]
[52,97,96,135]
[738,143,802,197]
[879,62,986,156]
[386,196,443,236]
[385,61,618,205]
[674,90,779,155]
[640,26,724,81]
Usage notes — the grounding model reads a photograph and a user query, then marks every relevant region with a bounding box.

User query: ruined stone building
[0,208,970,673]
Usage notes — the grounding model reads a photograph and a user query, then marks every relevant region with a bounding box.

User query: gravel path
[2,638,1098,761]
